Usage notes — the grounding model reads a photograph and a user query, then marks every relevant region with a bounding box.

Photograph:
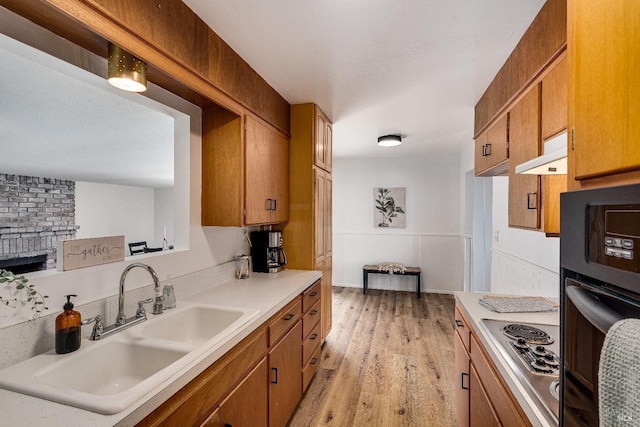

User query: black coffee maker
[250,231,287,273]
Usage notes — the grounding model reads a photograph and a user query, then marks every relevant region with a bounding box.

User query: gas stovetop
[481,319,559,425]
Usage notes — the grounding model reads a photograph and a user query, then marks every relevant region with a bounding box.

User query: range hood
[515,132,567,175]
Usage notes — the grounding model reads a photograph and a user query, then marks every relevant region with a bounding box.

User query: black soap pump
[55,294,82,354]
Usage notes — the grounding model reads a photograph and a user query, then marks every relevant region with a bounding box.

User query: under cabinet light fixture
[377,134,402,147]
[107,43,147,92]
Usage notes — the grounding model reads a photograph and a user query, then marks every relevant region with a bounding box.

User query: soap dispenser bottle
[55,294,81,354]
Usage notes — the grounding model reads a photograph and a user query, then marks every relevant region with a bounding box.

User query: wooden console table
[362,265,422,298]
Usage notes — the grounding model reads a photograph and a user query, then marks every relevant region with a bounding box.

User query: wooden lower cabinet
[455,332,470,427]
[202,358,268,426]
[470,366,500,427]
[454,306,530,427]
[138,285,320,427]
[269,321,302,427]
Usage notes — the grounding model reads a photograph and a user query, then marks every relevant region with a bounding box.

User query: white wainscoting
[333,232,469,294]
[490,247,560,298]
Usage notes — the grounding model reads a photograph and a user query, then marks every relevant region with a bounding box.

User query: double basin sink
[0,303,260,414]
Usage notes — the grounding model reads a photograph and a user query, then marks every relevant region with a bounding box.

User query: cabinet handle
[310,291,318,297]
[461,372,469,390]
[311,357,318,365]
[455,319,464,328]
[265,198,271,210]
[527,192,537,210]
[482,143,492,157]
[224,424,232,427]
[310,309,318,315]
[310,333,318,340]
[271,367,278,384]
[284,313,295,321]
[272,199,276,211]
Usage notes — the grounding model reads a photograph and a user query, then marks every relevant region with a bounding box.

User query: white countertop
[454,291,560,427]
[0,269,322,426]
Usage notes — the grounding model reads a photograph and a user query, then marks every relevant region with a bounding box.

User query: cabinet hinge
[571,127,575,150]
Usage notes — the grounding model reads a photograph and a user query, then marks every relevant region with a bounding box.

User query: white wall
[75,182,156,247]
[333,155,467,293]
[459,142,560,298]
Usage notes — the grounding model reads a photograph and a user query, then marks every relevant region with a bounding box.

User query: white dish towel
[599,318,640,426]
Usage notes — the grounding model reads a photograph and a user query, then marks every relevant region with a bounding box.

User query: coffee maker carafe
[250,231,287,273]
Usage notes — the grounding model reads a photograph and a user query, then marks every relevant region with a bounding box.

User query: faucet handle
[82,315,104,340]
[136,298,154,318]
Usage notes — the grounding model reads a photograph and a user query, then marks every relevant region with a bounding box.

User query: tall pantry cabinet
[283,103,333,342]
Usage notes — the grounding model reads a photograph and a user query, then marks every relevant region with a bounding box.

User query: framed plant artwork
[374,187,405,228]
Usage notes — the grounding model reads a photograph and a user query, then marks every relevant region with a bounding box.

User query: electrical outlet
[494,230,500,243]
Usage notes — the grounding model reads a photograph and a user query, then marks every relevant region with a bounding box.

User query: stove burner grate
[502,323,554,345]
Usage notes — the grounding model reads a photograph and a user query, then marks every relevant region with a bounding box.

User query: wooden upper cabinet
[541,55,568,140]
[245,116,289,225]
[474,114,509,177]
[540,54,568,235]
[569,0,640,186]
[202,107,289,226]
[508,86,541,230]
[314,107,332,172]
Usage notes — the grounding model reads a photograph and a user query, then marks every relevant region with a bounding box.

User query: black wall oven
[560,183,640,426]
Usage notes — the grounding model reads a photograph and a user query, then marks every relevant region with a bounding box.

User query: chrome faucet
[83,263,164,341]
[116,263,163,325]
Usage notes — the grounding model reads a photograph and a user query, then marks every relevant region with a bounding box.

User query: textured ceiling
[183,0,545,159]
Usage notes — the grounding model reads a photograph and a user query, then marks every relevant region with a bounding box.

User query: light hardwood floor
[289,286,458,427]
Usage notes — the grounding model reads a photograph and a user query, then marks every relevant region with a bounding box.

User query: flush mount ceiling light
[107,43,147,92]
[377,134,402,147]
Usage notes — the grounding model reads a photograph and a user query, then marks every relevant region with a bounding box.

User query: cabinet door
[455,332,470,427]
[324,121,333,173]
[245,116,289,225]
[469,366,500,427]
[322,253,332,341]
[269,321,302,427]
[541,55,568,140]
[314,168,326,267]
[324,174,332,256]
[314,108,328,171]
[570,0,640,182]
[475,115,509,176]
[540,55,568,235]
[509,86,541,230]
[202,358,268,427]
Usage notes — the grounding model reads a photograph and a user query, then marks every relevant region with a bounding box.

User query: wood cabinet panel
[202,358,268,427]
[284,104,333,343]
[139,327,268,426]
[302,344,321,392]
[455,331,470,427]
[541,55,568,140]
[201,106,244,227]
[475,114,509,177]
[314,107,332,172]
[269,321,303,427]
[469,365,501,427]
[268,298,302,347]
[470,335,529,427]
[455,307,471,352]
[569,0,640,185]
[302,321,321,366]
[302,280,321,314]
[245,115,289,225]
[302,300,321,339]
[508,86,541,230]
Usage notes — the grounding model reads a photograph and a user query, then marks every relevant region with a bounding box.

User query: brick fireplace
[0,174,77,271]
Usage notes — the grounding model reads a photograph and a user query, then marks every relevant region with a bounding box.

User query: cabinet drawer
[302,280,321,312]
[470,335,528,427]
[269,298,302,347]
[302,321,321,366]
[455,306,471,352]
[302,300,321,339]
[302,345,322,392]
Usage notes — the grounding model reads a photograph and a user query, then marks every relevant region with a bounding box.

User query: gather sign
[57,236,125,271]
